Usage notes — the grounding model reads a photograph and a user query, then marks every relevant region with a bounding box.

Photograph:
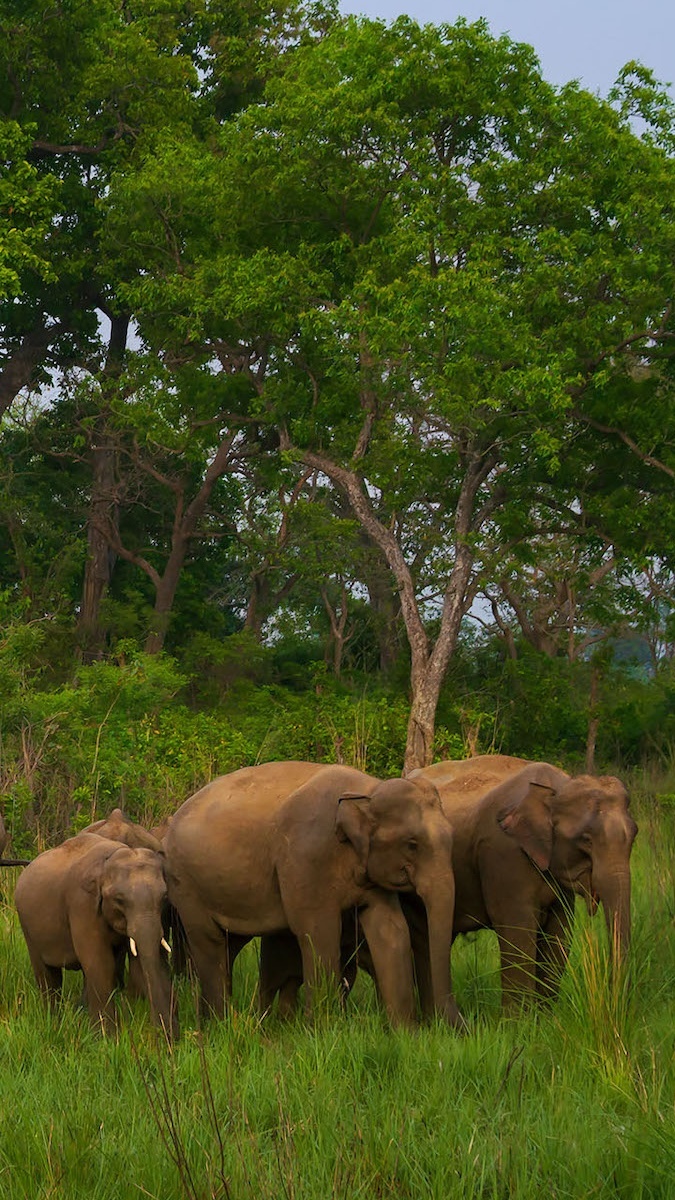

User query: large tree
[128,18,675,769]
[0,0,336,652]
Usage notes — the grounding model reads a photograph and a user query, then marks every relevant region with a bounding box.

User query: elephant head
[85,846,177,1037]
[335,776,459,1022]
[498,768,637,959]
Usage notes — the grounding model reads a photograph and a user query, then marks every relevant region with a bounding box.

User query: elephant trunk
[593,866,631,962]
[131,919,178,1039]
[415,871,463,1028]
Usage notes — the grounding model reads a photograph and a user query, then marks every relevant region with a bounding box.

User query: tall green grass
[0,788,672,1199]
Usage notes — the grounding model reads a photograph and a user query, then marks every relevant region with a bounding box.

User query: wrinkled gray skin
[15,833,177,1037]
[164,761,462,1028]
[409,756,637,1009]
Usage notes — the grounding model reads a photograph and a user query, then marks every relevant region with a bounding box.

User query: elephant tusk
[129,937,138,958]
[161,938,171,955]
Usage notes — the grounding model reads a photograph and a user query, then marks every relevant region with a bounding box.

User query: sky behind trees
[340,0,675,96]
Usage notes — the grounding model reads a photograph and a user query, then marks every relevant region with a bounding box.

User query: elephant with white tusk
[15,832,177,1037]
[82,807,176,992]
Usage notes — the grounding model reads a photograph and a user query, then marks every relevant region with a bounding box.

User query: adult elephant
[410,755,637,1007]
[415,754,528,796]
[82,808,165,853]
[163,760,462,1028]
[15,832,176,1036]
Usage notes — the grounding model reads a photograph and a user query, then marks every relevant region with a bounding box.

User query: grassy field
[0,787,673,1199]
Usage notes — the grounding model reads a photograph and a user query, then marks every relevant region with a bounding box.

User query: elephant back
[414,755,529,813]
[169,760,333,825]
[83,808,164,853]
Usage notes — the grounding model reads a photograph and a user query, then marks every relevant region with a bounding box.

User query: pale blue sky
[340,0,674,96]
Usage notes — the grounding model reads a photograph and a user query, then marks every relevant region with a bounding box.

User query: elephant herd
[10,754,637,1039]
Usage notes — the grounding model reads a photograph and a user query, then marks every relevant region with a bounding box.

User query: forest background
[2,0,675,854]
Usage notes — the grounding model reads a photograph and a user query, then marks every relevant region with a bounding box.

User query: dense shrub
[1,620,673,854]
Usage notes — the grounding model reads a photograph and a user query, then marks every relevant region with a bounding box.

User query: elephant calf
[15,832,177,1037]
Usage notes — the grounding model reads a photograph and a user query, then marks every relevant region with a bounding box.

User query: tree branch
[570,409,675,479]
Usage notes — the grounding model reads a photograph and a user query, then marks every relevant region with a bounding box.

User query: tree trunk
[144,552,185,654]
[78,314,129,660]
[94,430,239,654]
[244,571,270,640]
[405,672,439,772]
[585,662,600,774]
[363,551,402,673]
[322,580,351,678]
[0,323,58,419]
[78,442,118,660]
[288,441,493,775]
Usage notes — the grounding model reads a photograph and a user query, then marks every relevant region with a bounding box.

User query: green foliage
[0,642,471,845]
[0,119,59,298]
[1,627,674,852]
[0,0,674,781]
[437,634,675,769]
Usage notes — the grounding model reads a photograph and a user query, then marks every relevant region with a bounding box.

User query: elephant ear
[335,793,374,867]
[497,782,555,871]
[79,844,119,912]
[80,865,105,913]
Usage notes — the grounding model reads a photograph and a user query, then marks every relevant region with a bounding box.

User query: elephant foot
[438,998,467,1032]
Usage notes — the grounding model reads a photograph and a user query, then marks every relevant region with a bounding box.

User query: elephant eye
[406,839,418,853]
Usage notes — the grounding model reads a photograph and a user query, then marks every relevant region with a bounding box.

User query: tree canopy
[1,5,674,774]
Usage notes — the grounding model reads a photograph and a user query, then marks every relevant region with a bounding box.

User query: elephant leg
[259,917,362,1020]
[495,916,539,1010]
[400,896,433,1018]
[183,924,249,1019]
[536,895,574,1003]
[31,956,63,1009]
[184,931,229,1018]
[291,911,342,1015]
[359,893,416,1027]
[339,908,362,1000]
[79,950,118,1032]
[259,932,303,1019]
